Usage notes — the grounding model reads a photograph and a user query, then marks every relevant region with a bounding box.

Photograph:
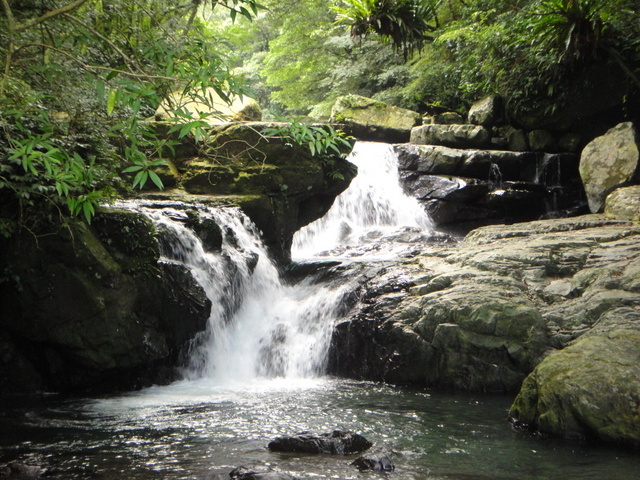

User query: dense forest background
[1,0,639,236]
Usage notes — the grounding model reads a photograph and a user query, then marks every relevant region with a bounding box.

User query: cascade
[292,141,433,260]
[117,200,349,384]
[115,141,431,384]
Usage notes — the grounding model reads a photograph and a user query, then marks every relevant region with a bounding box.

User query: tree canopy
[1,0,639,236]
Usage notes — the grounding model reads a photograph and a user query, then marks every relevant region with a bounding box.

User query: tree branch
[14,0,92,33]
[62,14,140,74]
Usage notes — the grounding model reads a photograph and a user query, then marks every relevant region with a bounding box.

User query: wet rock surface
[268,430,372,455]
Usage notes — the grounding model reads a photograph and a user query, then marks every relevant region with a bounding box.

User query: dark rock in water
[229,466,300,480]
[0,463,44,478]
[268,430,372,455]
[351,454,395,472]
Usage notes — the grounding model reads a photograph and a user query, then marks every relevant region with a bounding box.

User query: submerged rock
[351,454,395,472]
[229,466,300,480]
[268,430,372,455]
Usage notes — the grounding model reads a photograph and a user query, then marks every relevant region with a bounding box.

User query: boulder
[508,129,529,152]
[528,130,558,152]
[558,132,582,152]
[410,124,490,149]
[509,330,640,448]
[605,185,640,221]
[579,122,640,212]
[423,112,465,125]
[329,215,640,398]
[330,94,421,142]
[467,95,505,127]
[268,430,372,455]
[155,88,262,123]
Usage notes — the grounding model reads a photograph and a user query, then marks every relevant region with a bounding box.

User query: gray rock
[410,124,490,149]
[528,130,558,152]
[467,95,505,127]
[579,122,640,213]
[434,111,465,124]
[605,185,640,221]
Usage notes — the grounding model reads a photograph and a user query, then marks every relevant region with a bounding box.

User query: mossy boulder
[509,330,640,449]
[579,122,640,213]
[330,94,421,142]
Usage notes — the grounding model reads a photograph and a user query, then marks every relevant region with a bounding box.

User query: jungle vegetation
[1,0,639,236]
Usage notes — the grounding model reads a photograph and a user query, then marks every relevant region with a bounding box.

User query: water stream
[1,142,638,479]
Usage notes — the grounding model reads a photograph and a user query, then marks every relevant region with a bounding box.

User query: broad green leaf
[107,89,118,116]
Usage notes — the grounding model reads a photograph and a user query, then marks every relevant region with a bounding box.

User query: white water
[116,201,348,385]
[292,141,433,260]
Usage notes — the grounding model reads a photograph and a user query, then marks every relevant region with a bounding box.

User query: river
[1,142,638,479]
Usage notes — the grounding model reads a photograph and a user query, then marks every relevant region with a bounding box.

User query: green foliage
[333,0,439,58]
[529,0,606,63]
[262,118,353,157]
[0,0,262,235]
[262,118,353,179]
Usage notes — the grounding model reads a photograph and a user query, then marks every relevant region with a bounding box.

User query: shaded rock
[558,133,582,152]
[330,94,420,142]
[508,129,529,152]
[155,88,261,123]
[0,213,211,394]
[351,454,395,472]
[579,122,640,213]
[268,430,372,455]
[158,121,357,262]
[394,144,535,181]
[528,130,557,152]
[605,185,640,222]
[509,330,640,448]
[410,124,490,149]
[467,95,505,127]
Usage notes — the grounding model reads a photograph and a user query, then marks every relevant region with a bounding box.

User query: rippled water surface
[2,378,638,479]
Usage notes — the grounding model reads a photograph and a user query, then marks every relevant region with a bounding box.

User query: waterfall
[115,200,348,384]
[114,141,431,384]
[292,141,433,259]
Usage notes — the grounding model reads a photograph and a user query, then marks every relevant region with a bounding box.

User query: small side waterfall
[292,141,433,259]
